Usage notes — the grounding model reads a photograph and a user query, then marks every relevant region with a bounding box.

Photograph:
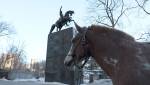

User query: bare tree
[7,44,26,70]
[133,0,150,41]
[0,53,7,69]
[0,43,26,70]
[87,0,150,41]
[0,21,14,37]
[87,0,138,28]
[31,60,45,77]
[136,32,150,41]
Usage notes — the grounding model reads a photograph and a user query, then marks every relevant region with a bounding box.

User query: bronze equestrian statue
[50,6,74,33]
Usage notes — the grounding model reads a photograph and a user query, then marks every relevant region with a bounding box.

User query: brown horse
[64,22,150,85]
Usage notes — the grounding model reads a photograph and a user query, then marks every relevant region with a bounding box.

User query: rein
[75,29,90,69]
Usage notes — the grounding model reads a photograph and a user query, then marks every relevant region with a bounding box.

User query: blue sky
[0,0,150,62]
[0,0,88,62]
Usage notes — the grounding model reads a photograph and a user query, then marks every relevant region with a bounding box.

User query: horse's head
[64,22,91,69]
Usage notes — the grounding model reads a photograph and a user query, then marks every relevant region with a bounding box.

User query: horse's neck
[87,34,117,77]
[92,52,118,77]
[87,29,137,78]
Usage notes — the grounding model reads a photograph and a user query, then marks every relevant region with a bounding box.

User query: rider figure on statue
[50,6,74,33]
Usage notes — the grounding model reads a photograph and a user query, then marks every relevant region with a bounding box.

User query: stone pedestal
[45,28,75,85]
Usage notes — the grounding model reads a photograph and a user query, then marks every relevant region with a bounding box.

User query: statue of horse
[64,22,150,85]
[50,7,74,33]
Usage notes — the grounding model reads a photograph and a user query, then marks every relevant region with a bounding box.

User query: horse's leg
[57,28,59,32]
[59,27,62,31]
[65,23,69,26]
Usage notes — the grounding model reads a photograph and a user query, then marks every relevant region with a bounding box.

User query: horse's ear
[74,21,84,33]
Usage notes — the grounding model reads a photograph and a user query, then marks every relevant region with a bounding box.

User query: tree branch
[135,0,150,15]
[136,32,150,41]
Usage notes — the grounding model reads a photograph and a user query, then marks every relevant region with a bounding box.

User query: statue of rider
[50,6,74,33]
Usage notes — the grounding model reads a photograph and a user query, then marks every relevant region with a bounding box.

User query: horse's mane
[88,25,135,42]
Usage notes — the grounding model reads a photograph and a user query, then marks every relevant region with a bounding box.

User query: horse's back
[135,42,150,85]
[116,42,150,85]
[138,42,150,61]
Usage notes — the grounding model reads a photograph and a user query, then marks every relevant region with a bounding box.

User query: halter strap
[75,28,90,69]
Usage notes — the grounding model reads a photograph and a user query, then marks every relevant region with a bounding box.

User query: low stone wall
[0,69,9,79]
[8,70,34,80]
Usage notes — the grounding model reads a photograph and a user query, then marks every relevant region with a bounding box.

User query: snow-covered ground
[83,79,112,85]
[0,78,112,85]
[0,78,67,85]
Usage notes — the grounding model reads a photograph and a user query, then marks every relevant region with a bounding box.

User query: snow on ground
[0,78,67,85]
[0,78,112,85]
[83,79,112,85]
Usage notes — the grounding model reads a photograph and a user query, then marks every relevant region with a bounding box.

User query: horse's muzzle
[64,55,73,67]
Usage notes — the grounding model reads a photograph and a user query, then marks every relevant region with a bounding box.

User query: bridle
[73,28,91,69]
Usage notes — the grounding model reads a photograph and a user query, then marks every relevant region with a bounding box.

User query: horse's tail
[50,24,55,33]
